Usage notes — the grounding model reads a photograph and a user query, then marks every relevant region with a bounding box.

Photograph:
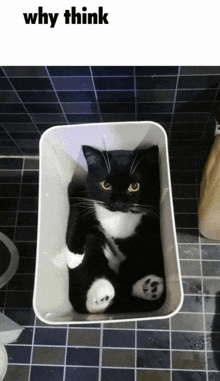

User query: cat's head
[82,145,160,213]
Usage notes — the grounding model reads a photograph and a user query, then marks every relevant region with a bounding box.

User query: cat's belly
[94,203,142,239]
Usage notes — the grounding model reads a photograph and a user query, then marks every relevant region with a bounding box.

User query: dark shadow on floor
[211,291,220,371]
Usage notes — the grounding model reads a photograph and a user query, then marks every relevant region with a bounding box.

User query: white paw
[65,246,85,269]
[86,278,115,313]
[51,245,84,269]
[132,275,164,301]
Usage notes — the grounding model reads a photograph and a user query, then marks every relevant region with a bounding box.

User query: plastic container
[33,121,183,325]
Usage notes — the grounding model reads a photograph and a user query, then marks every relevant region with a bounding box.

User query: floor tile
[4,308,35,326]
[137,349,170,369]
[202,261,220,277]
[102,348,135,367]
[34,328,67,346]
[176,229,199,243]
[103,329,135,348]
[172,371,206,380]
[66,347,100,366]
[208,372,220,380]
[65,367,99,381]
[3,365,29,381]
[5,345,31,364]
[32,346,66,365]
[137,319,169,330]
[172,350,206,370]
[171,313,204,331]
[30,366,64,381]
[102,368,134,381]
[5,291,33,308]
[14,327,33,345]
[171,331,205,350]
[207,351,220,371]
[180,260,201,276]
[68,328,100,346]
[178,244,200,259]
[182,277,202,294]
[137,369,170,381]
[137,330,170,349]
[201,245,220,260]
[179,295,203,313]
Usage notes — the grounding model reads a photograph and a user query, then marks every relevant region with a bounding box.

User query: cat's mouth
[104,203,143,214]
[106,204,130,213]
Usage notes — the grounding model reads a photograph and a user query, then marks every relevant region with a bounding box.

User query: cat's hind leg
[86,278,115,313]
[132,275,164,301]
[68,231,118,314]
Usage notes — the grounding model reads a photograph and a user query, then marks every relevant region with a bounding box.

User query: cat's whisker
[102,136,111,173]
[82,209,96,221]
[129,151,139,175]
[132,203,158,210]
[130,203,159,217]
[130,155,146,175]
[71,196,104,204]
[74,205,94,209]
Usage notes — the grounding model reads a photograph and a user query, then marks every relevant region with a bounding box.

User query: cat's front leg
[132,275,164,301]
[66,205,88,254]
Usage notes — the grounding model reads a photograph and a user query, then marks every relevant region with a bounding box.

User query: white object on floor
[0,345,8,381]
[0,232,19,289]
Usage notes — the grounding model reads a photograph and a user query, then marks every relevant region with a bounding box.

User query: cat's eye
[100,181,112,191]
[128,182,140,192]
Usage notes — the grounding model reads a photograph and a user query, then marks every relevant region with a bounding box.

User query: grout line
[168,66,181,141]
[0,69,41,138]
[169,317,172,381]
[134,67,137,122]
[196,184,209,381]
[98,323,104,381]
[44,66,69,125]
[6,363,220,373]
[134,320,137,381]
[0,99,212,105]
[63,324,69,381]
[5,324,218,331]
[89,66,103,123]
[0,124,24,156]
[12,158,25,242]
[28,313,37,381]
[2,73,220,78]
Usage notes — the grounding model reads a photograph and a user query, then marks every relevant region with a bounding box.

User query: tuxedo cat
[66,145,165,313]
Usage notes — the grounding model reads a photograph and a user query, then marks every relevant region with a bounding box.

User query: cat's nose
[115,200,124,207]
[114,200,128,212]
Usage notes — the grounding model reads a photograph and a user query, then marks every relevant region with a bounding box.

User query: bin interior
[33,121,183,324]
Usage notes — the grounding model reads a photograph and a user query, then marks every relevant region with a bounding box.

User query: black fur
[66,145,165,313]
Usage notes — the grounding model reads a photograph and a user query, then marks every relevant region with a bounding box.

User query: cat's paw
[86,278,115,313]
[132,275,164,301]
[65,246,85,269]
[50,245,84,270]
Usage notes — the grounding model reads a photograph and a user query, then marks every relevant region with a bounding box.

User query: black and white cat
[66,145,165,313]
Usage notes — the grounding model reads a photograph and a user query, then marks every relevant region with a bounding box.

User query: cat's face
[82,145,160,213]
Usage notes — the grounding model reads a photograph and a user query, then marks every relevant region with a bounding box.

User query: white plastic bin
[33,121,183,325]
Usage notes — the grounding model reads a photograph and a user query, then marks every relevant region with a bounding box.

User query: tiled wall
[0,66,219,157]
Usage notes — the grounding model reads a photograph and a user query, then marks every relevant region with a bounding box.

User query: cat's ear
[144,145,159,163]
[82,145,108,172]
[136,145,159,165]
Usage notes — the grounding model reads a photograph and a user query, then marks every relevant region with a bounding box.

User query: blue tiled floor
[1,156,220,381]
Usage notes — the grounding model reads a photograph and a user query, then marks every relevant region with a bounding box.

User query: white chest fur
[94,203,142,239]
